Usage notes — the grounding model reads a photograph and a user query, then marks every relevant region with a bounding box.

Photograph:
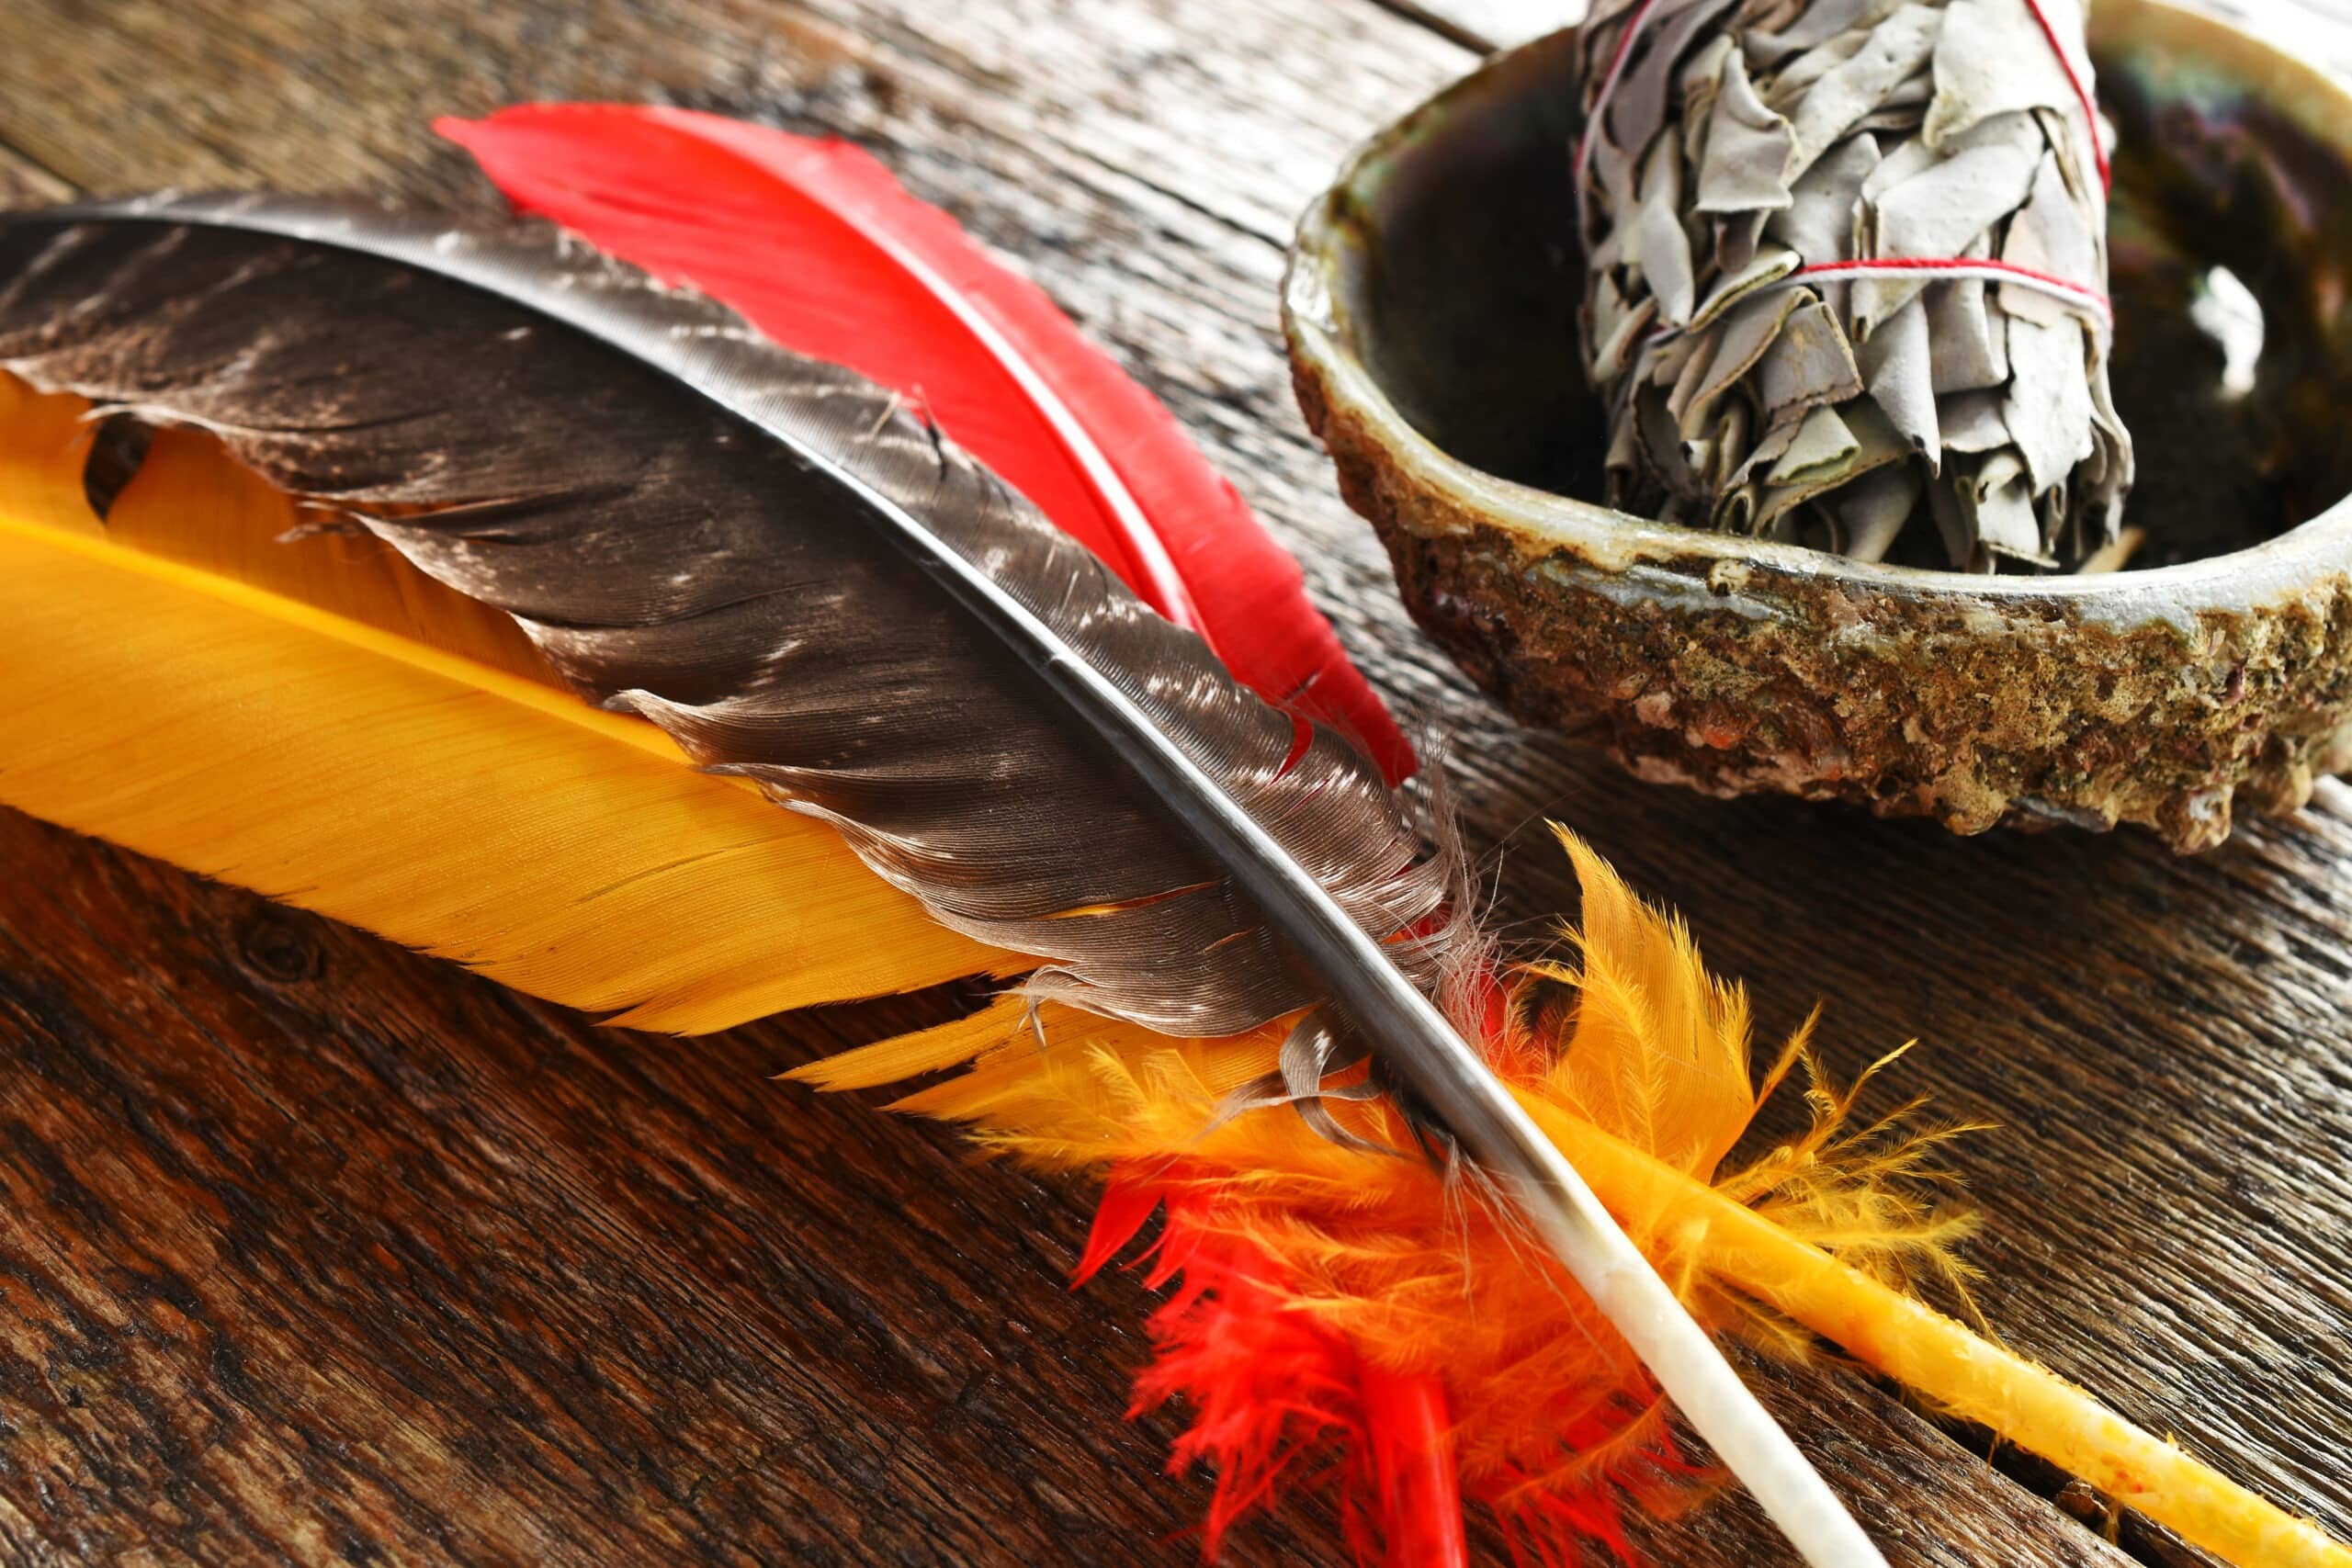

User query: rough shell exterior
[1298,362,2352,852]
[1285,3,2352,852]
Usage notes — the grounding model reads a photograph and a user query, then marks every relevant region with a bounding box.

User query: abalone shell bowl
[1284,0,2352,852]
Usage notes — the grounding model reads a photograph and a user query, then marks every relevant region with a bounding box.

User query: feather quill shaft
[1000,574,1880,1564]
[1,195,1874,1563]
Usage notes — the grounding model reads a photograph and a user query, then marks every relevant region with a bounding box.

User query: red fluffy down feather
[1078,1175,1471,1568]
[438,105,1412,782]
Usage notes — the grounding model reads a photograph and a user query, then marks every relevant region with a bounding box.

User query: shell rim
[1283,0,2352,620]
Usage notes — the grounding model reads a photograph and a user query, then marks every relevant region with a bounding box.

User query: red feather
[436,106,1412,782]
[1360,1366,1469,1568]
[1080,1170,1472,1566]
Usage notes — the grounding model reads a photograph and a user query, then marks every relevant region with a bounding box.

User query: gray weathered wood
[0,143,65,206]
[0,0,2345,1563]
[1372,0,1579,50]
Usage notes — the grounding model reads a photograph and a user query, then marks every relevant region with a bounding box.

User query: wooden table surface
[2,1,2348,1563]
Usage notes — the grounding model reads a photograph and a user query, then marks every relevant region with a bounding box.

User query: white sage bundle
[1573,0,2134,571]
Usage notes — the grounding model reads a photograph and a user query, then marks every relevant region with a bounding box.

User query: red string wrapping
[1574,0,2113,326]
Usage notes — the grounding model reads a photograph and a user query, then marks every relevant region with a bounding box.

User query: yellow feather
[1,371,560,686]
[0,376,1016,1029]
[0,372,103,531]
[786,994,1040,1092]
[1531,829,1759,1177]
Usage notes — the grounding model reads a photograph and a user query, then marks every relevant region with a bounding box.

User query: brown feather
[0,197,1445,1037]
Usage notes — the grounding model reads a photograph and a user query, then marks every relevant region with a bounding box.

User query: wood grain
[0,143,65,207]
[1374,0,1577,51]
[0,810,1273,1566]
[0,0,2345,1563]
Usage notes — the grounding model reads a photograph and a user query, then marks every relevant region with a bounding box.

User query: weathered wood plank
[0,808,2147,1568]
[1375,0,1577,51]
[0,811,1283,1566]
[0,142,67,206]
[0,0,2344,1563]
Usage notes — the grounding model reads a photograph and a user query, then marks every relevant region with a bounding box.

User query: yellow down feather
[0,373,1013,1030]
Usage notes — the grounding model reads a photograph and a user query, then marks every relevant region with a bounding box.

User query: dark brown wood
[0,1,2343,1563]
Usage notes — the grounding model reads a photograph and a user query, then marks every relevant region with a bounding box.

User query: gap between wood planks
[1362,0,1502,51]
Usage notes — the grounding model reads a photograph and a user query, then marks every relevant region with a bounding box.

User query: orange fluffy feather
[796,831,1980,1561]
[803,824,2351,1568]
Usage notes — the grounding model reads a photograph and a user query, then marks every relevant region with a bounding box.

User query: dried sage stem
[1574,0,2134,571]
